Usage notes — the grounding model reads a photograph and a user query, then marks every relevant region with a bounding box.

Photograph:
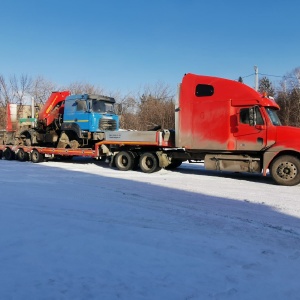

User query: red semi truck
[1,73,300,186]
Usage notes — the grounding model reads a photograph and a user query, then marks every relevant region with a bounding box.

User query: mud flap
[156,151,171,168]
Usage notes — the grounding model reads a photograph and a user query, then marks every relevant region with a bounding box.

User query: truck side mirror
[249,106,257,126]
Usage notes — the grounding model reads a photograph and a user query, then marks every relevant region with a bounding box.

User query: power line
[259,73,282,78]
[259,73,299,80]
[241,72,298,80]
[241,73,255,79]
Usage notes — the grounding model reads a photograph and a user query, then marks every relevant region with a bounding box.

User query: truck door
[73,100,90,131]
[234,106,267,151]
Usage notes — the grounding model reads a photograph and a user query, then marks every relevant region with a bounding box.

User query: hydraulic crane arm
[38,91,71,127]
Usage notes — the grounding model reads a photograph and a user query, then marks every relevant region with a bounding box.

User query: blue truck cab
[61,94,119,147]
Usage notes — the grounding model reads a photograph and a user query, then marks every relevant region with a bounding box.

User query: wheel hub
[146,159,153,167]
[277,162,297,179]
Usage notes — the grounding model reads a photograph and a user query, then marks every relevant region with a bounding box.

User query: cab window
[240,107,264,125]
[76,100,87,111]
[195,84,214,97]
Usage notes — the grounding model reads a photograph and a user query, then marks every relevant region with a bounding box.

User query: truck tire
[270,155,300,186]
[115,151,135,171]
[17,148,29,162]
[31,149,44,163]
[3,148,15,160]
[139,152,161,173]
[0,150,2,159]
[165,159,183,170]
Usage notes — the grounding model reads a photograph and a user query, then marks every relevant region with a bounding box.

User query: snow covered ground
[0,158,300,300]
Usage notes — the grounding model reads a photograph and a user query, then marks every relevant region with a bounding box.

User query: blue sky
[1,0,299,94]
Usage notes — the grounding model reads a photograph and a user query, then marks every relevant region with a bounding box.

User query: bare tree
[276,67,300,126]
[30,76,58,105]
[136,82,175,130]
[0,74,34,128]
[0,75,8,128]
[111,82,175,130]
[10,74,32,104]
[64,82,105,95]
[0,74,13,105]
[277,84,291,125]
[114,93,139,129]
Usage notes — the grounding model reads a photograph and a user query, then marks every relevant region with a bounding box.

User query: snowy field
[0,158,300,300]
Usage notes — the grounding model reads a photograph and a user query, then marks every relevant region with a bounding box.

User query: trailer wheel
[17,149,29,162]
[115,151,135,171]
[3,148,15,160]
[270,155,300,186]
[139,152,161,173]
[31,149,44,163]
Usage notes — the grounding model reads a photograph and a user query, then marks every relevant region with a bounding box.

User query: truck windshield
[266,107,282,126]
[92,100,115,114]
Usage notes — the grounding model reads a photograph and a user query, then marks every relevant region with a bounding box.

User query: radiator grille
[99,119,117,131]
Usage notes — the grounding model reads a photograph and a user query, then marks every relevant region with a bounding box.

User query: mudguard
[61,122,82,138]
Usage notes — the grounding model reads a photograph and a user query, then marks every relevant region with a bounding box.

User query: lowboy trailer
[0,129,174,167]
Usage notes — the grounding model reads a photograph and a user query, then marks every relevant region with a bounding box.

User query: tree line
[0,67,300,130]
[256,67,300,127]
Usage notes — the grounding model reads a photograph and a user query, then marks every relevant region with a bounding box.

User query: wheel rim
[277,162,298,180]
[115,152,134,170]
[145,158,154,169]
[140,155,155,171]
[19,150,25,160]
[4,149,13,160]
[119,155,129,167]
[32,151,40,162]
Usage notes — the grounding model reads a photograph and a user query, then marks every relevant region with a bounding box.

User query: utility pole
[254,66,259,91]
[31,96,35,127]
